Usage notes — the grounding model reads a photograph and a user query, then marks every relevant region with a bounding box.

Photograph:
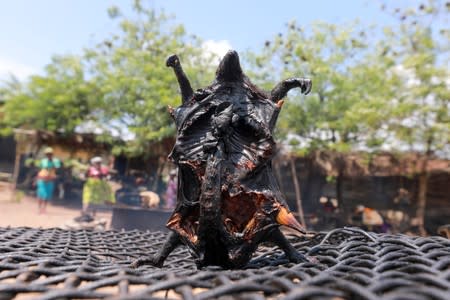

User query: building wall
[0,136,16,173]
[49,145,102,163]
[274,155,450,233]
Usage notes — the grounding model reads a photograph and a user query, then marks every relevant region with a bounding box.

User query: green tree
[1,1,215,159]
[1,55,98,135]
[84,1,215,156]
[247,2,449,230]
[246,21,398,212]
[248,21,401,151]
[378,1,450,234]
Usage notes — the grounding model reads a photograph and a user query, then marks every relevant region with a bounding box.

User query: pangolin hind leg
[265,228,308,263]
[226,201,308,268]
[227,226,307,268]
[131,231,181,268]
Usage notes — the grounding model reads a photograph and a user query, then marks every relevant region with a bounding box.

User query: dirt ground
[0,182,111,228]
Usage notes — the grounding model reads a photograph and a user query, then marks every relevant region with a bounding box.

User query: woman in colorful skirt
[82,157,115,215]
[36,147,61,214]
[164,169,177,210]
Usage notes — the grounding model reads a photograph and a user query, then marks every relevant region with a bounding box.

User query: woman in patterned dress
[82,157,115,215]
[36,147,61,214]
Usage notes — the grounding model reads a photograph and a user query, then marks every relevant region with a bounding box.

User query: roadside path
[0,182,111,228]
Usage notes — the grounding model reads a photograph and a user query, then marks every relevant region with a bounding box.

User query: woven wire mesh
[0,227,449,300]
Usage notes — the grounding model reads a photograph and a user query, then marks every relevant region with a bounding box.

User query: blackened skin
[132,50,311,269]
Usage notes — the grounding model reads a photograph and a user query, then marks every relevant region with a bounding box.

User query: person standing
[82,157,115,215]
[164,170,177,210]
[36,147,61,214]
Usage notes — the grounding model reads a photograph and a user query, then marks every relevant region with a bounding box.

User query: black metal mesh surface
[0,227,449,300]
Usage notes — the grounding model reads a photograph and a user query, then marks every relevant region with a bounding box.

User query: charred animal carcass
[133,50,312,269]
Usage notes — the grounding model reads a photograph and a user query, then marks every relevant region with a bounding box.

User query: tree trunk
[273,158,285,194]
[289,157,306,229]
[152,157,166,192]
[336,170,346,222]
[304,154,327,213]
[10,147,22,202]
[333,153,347,221]
[416,167,428,236]
[12,151,21,190]
[125,158,130,176]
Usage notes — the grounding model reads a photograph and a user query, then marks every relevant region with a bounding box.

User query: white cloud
[201,39,232,61]
[0,57,36,80]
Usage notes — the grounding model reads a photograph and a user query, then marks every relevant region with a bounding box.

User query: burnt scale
[133,50,312,269]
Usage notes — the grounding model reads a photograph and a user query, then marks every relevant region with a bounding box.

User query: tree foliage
[378,1,450,157]
[83,2,216,156]
[1,0,448,160]
[246,1,449,158]
[1,55,97,135]
[246,21,399,154]
[1,1,216,157]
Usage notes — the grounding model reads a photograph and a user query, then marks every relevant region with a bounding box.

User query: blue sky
[0,0,400,80]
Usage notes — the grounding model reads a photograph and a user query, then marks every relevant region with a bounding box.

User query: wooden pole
[10,138,22,202]
[12,150,20,190]
[10,129,37,201]
[290,156,306,229]
[416,156,429,236]
[273,158,284,194]
[125,157,130,176]
[152,156,166,192]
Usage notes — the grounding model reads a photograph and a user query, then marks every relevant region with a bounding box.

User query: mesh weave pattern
[0,227,449,299]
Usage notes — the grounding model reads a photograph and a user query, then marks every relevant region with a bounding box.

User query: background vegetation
[1,1,448,159]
